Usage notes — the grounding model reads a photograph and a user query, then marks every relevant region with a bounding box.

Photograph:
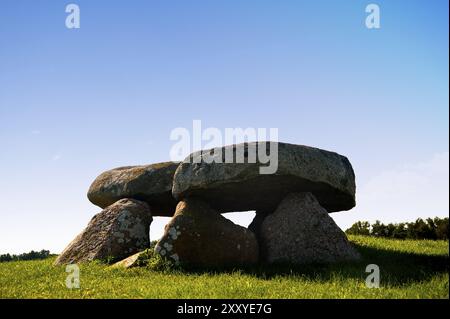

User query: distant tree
[387,224,394,237]
[392,222,407,239]
[408,218,433,240]
[345,217,449,241]
[345,221,370,236]
[371,220,386,237]
[435,217,449,240]
[0,253,13,262]
[0,250,50,263]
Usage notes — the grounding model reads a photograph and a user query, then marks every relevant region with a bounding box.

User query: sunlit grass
[0,236,447,299]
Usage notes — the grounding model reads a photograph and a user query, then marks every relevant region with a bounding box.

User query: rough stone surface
[248,210,269,242]
[155,198,259,267]
[252,192,360,264]
[172,142,355,214]
[112,251,146,268]
[88,161,179,216]
[55,199,153,265]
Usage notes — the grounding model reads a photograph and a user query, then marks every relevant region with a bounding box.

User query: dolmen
[55,142,360,267]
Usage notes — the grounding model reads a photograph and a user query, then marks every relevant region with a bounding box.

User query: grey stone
[55,199,153,265]
[112,251,146,268]
[172,142,355,214]
[248,209,269,243]
[88,162,179,216]
[155,198,258,267]
[251,192,360,264]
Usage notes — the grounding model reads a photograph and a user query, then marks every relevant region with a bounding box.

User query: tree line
[345,217,449,240]
[0,250,51,262]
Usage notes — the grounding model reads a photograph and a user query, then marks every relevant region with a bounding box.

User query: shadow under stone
[174,242,449,287]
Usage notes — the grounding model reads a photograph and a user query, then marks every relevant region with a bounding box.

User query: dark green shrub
[0,250,51,262]
[345,217,449,240]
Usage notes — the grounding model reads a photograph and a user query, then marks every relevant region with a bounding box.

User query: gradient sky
[0,0,448,254]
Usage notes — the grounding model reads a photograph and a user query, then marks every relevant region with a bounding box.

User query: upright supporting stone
[55,199,153,265]
[250,192,360,264]
[155,198,259,268]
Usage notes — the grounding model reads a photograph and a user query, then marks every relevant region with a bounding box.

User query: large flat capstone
[88,162,179,216]
[172,142,355,213]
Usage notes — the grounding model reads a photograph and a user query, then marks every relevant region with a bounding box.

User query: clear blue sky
[0,0,448,253]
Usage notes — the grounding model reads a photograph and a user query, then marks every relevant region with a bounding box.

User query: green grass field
[0,235,448,299]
